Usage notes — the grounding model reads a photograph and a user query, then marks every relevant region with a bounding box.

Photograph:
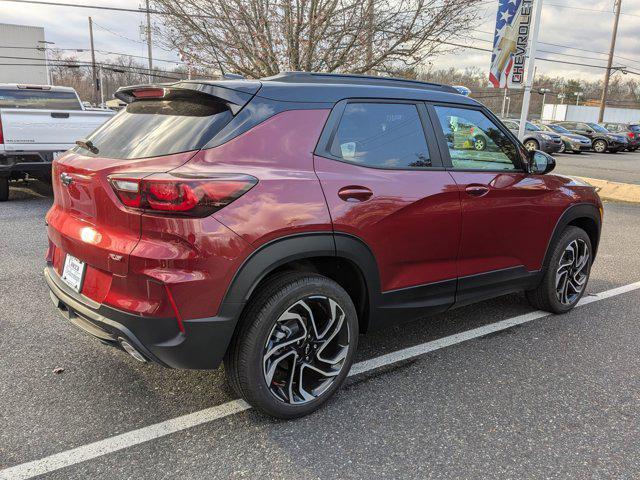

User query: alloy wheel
[555,239,590,306]
[263,295,350,405]
[474,137,486,151]
[524,140,538,151]
[593,140,607,153]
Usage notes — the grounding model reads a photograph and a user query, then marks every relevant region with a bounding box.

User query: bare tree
[152,0,483,78]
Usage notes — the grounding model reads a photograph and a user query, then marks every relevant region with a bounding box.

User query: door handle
[465,185,490,197]
[338,186,373,202]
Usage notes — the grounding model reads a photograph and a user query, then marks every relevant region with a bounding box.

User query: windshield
[525,122,540,131]
[73,98,232,159]
[548,124,570,134]
[0,88,82,110]
[588,123,609,133]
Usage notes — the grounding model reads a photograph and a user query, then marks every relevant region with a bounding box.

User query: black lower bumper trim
[44,266,243,369]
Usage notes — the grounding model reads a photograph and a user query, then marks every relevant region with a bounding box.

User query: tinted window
[587,123,608,133]
[0,88,81,110]
[74,98,232,159]
[561,122,577,130]
[433,106,519,171]
[548,124,569,134]
[629,124,640,132]
[329,103,431,168]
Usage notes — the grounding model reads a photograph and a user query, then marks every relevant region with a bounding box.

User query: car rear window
[0,89,82,110]
[74,98,232,159]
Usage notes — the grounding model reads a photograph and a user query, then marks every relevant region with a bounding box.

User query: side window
[432,106,520,171]
[577,123,591,131]
[329,103,432,168]
[562,122,576,130]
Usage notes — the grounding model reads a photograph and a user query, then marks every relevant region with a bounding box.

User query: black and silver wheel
[524,139,539,152]
[473,136,486,151]
[558,141,566,153]
[526,226,592,313]
[593,139,607,153]
[225,272,358,418]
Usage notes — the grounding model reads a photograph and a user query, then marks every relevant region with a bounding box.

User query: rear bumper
[44,265,243,369]
[0,152,54,177]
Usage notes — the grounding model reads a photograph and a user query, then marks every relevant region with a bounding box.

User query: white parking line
[2,281,640,480]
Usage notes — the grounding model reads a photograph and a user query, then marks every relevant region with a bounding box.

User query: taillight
[628,132,635,139]
[0,115,4,144]
[132,88,166,99]
[108,172,257,217]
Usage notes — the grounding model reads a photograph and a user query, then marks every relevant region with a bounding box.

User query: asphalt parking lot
[2,154,640,479]
[553,148,640,185]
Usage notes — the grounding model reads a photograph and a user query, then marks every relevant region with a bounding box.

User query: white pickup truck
[0,84,115,200]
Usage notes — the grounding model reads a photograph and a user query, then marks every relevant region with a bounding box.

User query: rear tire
[526,226,592,314]
[225,271,358,419]
[558,141,566,153]
[0,178,8,202]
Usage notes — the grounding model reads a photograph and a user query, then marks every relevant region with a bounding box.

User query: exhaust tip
[118,338,147,363]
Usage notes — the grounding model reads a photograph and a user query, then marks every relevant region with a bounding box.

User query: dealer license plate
[62,254,86,293]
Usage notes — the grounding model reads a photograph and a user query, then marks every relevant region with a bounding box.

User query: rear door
[427,104,565,304]
[314,99,461,313]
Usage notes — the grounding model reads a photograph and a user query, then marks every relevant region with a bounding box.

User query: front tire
[225,272,358,419]
[526,226,592,314]
[592,139,607,153]
[524,139,539,152]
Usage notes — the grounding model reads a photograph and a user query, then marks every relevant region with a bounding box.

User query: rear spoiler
[114,80,261,115]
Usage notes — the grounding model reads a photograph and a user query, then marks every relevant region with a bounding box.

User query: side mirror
[528,150,556,174]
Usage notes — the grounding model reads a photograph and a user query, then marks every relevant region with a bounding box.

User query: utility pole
[365,0,373,74]
[145,0,153,83]
[539,88,550,119]
[88,17,98,105]
[598,0,622,123]
[517,0,544,140]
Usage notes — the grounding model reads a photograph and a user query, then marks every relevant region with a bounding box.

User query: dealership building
[0,23,49,84]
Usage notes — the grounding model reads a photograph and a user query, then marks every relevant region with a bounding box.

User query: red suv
[45,73,602,418]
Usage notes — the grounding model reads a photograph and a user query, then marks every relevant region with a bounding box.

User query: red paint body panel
[449,171,586,277]
[314,155,462,291]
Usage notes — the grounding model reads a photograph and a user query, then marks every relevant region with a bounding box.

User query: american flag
[489,0,524,88]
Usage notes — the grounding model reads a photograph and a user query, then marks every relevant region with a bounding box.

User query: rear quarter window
[74,98,232,159]
[0,89,82,110]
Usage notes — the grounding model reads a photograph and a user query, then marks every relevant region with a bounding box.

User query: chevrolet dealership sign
[489,0,534,89]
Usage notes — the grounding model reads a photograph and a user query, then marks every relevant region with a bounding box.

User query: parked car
[501,119,563,153]
[553,121,627,153]
[535,122,592,154]
[0,84,115,200]
[45,73,602,418]
[601,122,640,151]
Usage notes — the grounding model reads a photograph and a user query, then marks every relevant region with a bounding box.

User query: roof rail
[262,71,459,94]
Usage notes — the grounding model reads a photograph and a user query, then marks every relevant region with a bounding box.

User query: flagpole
[517,0,544,141]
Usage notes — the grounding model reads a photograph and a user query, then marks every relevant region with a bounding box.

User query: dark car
[554,121,627,153]
[501,119,563,153]
[45,72,602,418]
[601,122,640,151]
[536,123,592,154]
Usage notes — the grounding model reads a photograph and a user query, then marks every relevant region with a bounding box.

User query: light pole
[574,91,583,106]
[37,40,55,85]
[539,88,551,119]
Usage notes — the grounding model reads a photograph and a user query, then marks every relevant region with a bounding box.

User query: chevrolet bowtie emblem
[60,172,73,186]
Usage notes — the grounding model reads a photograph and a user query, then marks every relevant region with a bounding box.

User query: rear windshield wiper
[75,138,99,154]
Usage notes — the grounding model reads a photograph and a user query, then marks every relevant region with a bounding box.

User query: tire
[0,178,8,202]
[524,139,539,152]
[558,141,566,154]
[526,226,592,314]
[473,136,486,151]
[592,139,607,153]
[225,271,359,419]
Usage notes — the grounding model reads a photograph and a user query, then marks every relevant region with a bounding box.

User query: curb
[574,176,640,204]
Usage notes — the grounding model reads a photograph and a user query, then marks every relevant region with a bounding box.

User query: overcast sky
[0,0,639,82]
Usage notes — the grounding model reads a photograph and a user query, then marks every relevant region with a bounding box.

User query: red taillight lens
[108,173,257,217]
[628,132,634,139]
[0,115,4,144]
[132,88,166,99]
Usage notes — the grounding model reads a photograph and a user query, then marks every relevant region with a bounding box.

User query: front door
[313,100,462,322]
[428,104,566,305]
